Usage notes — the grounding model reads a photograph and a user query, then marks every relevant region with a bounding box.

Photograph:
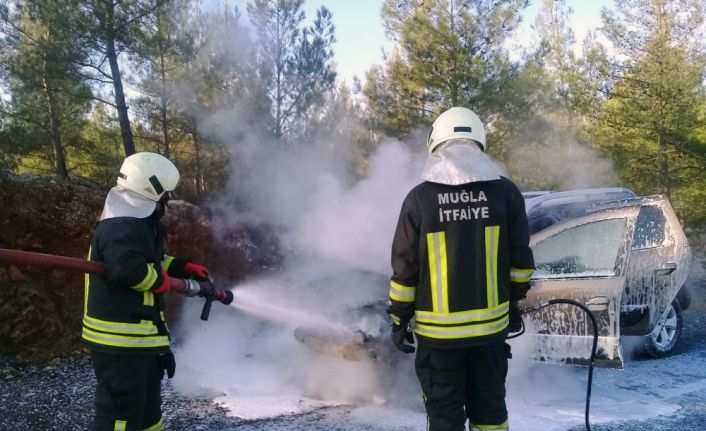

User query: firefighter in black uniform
[85,152,213,431]
[388,107,534,431]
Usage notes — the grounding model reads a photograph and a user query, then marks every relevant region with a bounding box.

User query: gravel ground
[0,352,353,430]
[0,352,235,431]
[3,300,706,431]
[4,298,705,431]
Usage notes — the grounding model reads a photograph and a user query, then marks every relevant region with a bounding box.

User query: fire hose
[508,299,598,431]
[0,248,233,321]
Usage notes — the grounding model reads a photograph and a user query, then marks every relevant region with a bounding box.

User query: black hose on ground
[513,299,599,431]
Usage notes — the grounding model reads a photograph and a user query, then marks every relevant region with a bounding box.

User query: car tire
[644,299,683,358]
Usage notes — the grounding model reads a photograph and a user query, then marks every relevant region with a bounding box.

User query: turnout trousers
[414,342,510,431]
[91,351,164,431]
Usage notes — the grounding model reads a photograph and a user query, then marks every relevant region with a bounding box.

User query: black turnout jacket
[389,177,534,349]
[83,213,189,354]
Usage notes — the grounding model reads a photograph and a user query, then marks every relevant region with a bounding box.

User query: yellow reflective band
[389,280,415,302]
[114,420,127,431]
[142,418,164,431]
[427,232,439,311]
[85,247,93,315]
[143,290,154,306]
[440,233,448,312]
[485,226,500,307]
[131,264,158,292]
[83,315,158,335]
[415,315,509,339]
[510,267,534,283]
[85,273,90,314]
[415,302,509,325]
[427,231,449,313]
[160,311,169,332]
[162,255,175,271]
[389,314,401,325]
[82,327,170,348]
[470,420,509,431]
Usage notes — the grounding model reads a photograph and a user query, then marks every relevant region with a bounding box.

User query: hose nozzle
[211,288,234,305]
[199,276,233,321]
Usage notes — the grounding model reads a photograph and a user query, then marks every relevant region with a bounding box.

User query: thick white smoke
[169,116,680,429]
[172,104,426,416]
[505,117,617,191]
[170,101,623,424]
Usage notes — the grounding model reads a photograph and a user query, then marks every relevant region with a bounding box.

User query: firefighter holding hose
[388,107,535,431]
[84,152,214,431]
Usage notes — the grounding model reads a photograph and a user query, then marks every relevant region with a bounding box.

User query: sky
[302,0,616,86]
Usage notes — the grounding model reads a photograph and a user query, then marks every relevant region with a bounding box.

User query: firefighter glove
[153,270,171,293]
[184,262,209,280]
[391,320,416,354]
[159,351,176,379]
[509,302,523,334]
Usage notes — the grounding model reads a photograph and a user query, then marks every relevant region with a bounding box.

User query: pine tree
[246,0,337,141]
[164,4,260,198]
[594,0,706,223]
[0,0,91,178]
[133,0,197,159]
[70,0,166,156]
[363,0,530,140]
[501,0,619,191]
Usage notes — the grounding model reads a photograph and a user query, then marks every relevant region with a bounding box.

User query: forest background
[1,0,705,225]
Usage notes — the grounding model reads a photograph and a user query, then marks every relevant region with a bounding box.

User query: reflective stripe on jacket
[389,177,534,348]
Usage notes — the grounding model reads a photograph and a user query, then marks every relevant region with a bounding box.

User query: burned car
[520,188,691,368]
[296,189,692,369]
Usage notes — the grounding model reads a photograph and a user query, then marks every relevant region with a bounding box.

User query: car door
[519,206,639,369]
[622,202,672,334]
[622,198,691,335]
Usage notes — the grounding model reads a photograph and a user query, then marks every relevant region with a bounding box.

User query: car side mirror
[654,262,677,276]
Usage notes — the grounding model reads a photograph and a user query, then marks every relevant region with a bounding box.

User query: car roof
[521,191,553,199]
[524,188,638,234]
[523,188,636,212]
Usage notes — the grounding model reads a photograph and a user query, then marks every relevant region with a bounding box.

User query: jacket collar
[420,140,506,185]
[100,186,157,221]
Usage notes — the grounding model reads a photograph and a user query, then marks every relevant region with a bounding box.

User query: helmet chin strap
[155,195,169,219]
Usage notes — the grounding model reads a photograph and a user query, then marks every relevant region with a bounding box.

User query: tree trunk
[155,13,170,159]
[658,133,671,198]
[449,1,458,106]
[42,59,68,179]
[191,118,204,194]
[275,66,283,138]
[106,33,136,156]
[159,48,170,158]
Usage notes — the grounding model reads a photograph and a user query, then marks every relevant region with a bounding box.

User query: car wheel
[644,299,683,358]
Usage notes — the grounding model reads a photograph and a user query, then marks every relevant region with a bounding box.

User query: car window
[532,218,627,278]
[632,205,666,249]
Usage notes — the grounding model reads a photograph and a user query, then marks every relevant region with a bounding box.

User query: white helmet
[117,152,180,201]
[427,107,486,153]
